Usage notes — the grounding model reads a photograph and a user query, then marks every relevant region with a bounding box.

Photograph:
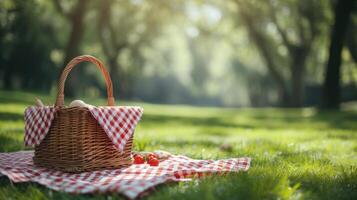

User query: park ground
[0,90,356,200]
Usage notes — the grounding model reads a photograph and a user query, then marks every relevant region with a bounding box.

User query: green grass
[0,90,356,200]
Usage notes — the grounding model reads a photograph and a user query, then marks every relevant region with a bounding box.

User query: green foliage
[0,90,356,199]
[0,0,59,91]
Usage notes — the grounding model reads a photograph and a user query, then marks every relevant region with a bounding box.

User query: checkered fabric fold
[24,106,143,152]
[0,151,250,199]
[24,106,58,146]
[88,106,143,151]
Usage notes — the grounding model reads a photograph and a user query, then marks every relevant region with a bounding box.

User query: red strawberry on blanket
[133,154,145,164]
[132,152,160,166]
[147,152,158,160]
[148,157,159,166]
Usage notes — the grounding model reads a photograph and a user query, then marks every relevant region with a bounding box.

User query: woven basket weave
[33,55,133,172]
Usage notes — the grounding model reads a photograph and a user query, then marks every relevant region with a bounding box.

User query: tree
[52,0,90,97]
[232,0,329,107]
[321,0,355,109]
[96,0,183,99]
[0,0,57,91]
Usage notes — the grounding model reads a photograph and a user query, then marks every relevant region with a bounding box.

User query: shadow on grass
[326,132,357,140]
[154,139,221,147]
[0,178,120,200]
[0,93,35,105]
[312,110,357,130]
[0,90,54,105]
[232,109,357,130]
[0,112,24,121]
[289,165,357,200]
[142,109,357,131]
[0,135,23,152]
[0,97,33,105]
[247,110,357,130]
[197,127,231,137]
[141,114,254,129]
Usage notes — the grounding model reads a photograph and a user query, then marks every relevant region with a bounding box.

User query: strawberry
[133,154,145,164]
[148,157,159,166]
[147,153,158,160]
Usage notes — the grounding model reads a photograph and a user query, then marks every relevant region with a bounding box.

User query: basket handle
[55,55,115,107]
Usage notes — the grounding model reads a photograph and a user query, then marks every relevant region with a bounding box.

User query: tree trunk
[321,0,355,109]
[239,11,290,106]
[291,64,303,107]
[61,0,88,97]
[107,57,123,99]
[3,66,13,90]
[97,0,129,100]
[290,47,308,107]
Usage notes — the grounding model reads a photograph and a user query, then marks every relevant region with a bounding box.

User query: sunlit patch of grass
[0,90,356,199]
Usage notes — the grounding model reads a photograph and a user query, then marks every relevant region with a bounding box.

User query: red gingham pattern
[88,106,144,151]
[0,151,251,199]
[24,106,57,146]
[24,106,143,152]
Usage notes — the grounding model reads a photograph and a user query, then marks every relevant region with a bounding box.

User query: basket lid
[24,106,143,152]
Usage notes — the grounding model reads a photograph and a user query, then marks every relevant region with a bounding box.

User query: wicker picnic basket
[33,55,135,172]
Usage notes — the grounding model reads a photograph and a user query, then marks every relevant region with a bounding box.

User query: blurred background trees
[233,0,330,107]
[0,0,356,108]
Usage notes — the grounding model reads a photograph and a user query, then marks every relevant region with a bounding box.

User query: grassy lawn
[0,90,356,200]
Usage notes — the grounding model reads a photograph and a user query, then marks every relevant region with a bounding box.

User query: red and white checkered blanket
[0,151,250,199]
[24,106,143,152]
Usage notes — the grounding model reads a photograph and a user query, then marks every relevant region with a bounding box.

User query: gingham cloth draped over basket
[24,106,143,152]
[23,55,143,172]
